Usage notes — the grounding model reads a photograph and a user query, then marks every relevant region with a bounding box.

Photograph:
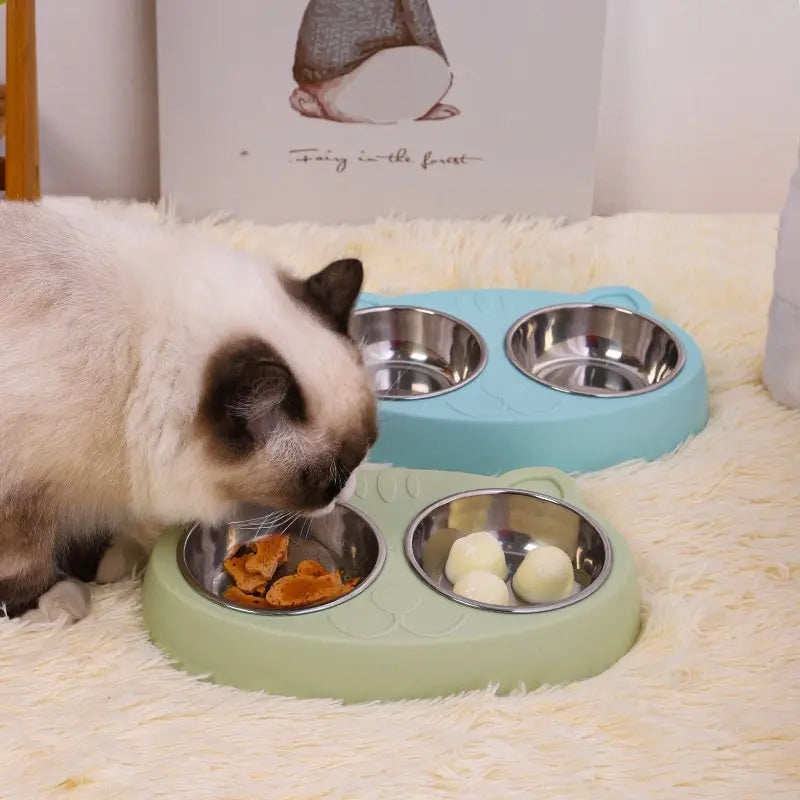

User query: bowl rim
[177,503,388,616]
[403,487,614,614]
[503,301,687,398]
[350,304,489,401]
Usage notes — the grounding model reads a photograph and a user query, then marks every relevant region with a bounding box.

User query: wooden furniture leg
[5,0,40,200]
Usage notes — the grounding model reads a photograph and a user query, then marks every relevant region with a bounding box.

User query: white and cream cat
[0,201,377,623]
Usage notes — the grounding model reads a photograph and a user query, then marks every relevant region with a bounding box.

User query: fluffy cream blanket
[1,203,798,800]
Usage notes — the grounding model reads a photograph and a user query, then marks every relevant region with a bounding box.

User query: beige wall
[595,0,800,214]
[0,0,159,201]
[1,0,797,212]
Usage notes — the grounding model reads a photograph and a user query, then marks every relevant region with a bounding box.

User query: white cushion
[773,141,800,302]
[764,140,800,407]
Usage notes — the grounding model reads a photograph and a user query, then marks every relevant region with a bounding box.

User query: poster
[157,0,607,223]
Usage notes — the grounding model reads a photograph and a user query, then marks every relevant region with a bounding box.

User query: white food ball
[512,545,575,604]
[452,570,510,606]
[444,532,508,584]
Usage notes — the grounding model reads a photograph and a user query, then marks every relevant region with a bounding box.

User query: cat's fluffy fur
[0,201,377,622]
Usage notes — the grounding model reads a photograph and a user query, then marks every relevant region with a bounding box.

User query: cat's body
[0,202,376,621]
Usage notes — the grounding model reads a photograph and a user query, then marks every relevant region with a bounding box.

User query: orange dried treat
[296,559,328,578]
[223,585,272,609]
[244,534,289,580]
[222,536,361,610]
[222,549,267,595]
[265,571,353,609]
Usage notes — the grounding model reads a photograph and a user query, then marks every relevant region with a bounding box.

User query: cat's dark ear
[304,258,364,334]
[199,338,305,458]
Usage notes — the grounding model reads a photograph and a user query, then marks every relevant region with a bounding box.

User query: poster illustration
[157,0,607,224]
[290,0,459,124]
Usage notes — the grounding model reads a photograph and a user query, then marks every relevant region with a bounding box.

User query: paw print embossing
[503,387,564,418]
[332,575,468,640]
[328,575,445,640]
[472,290,504,316]
[398,601,467,638]
[445,382,505,418]
[355,471,371,499]
[327,594,398,639]
[369,579,419,617]
[376,470,398,503]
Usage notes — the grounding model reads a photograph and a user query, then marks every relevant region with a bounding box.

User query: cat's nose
[336,472,357,503]
[330,466,351,494]
[300,465,351,506]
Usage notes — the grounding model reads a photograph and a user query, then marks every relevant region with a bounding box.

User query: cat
[0,201,377,624]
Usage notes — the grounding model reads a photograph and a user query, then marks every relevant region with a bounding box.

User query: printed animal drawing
[290,0,459,124]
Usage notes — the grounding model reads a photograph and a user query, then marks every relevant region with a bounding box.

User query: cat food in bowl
[349,306,487,399]
[404,489,611,613]
[504,303,685,397]
[178,504,385,615]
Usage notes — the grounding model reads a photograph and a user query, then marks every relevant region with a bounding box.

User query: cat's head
[195,258,377,517]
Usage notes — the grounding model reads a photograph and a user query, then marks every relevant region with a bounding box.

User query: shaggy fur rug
[1,201,798,799]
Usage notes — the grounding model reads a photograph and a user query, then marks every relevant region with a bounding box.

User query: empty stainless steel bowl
[505,303,685,397]
[178,504,385,615]
[349,306,488,399]
[404,489,611,613]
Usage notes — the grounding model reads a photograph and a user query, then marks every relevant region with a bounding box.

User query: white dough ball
[512,545,575,604]
[452,570,510,606]
[444,532,508,584]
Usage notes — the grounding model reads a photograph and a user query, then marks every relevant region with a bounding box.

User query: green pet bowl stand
[142,466,641,703]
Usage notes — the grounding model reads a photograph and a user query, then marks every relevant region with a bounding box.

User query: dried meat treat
[265,571,352,609]
[296,559,329,578]
[222,536,362,610]
[222,551,267,595]
[244,534,289,580]
[223,585,272,609]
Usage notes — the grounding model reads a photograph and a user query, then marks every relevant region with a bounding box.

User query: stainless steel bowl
[404,489,611,613]
[349,306,488,399]
[505,303,685,397]
[178,504,386,615]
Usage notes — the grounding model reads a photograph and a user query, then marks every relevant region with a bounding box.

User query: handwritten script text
[288,147,482,173]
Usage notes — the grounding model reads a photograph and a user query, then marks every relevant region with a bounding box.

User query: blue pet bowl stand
[357,285,708,475]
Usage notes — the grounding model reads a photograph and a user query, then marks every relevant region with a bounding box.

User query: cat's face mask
[195,258,378,515]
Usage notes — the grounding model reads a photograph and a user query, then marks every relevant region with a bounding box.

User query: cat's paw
[95,536,147,584]
[22,580,91,624]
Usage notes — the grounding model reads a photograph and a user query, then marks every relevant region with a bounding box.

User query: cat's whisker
[232,512,281,530]
[232,508,298,538]
[231,508,282,526]
[276,511,302,536]
[253,515,271,539]
[382,366,411,396]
